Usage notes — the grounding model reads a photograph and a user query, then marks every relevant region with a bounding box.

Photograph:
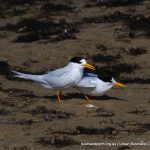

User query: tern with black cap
[11,57,95,102]
[76,73,126,103]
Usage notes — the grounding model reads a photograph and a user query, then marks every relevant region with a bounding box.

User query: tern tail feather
[11,70,44,83]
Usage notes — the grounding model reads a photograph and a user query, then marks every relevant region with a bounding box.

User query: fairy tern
[11,57,95,102]
[76,73,126,103]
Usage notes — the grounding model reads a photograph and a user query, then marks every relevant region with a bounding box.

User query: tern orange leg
[59,90,63,99]
[56,91,61,103]
[84,95,93,103]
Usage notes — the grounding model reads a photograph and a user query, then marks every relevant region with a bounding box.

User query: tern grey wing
[76,77,97,88]
[45,66,67,77]
[43,71,75,89]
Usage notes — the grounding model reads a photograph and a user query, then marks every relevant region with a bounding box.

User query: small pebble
[85,104,98,109]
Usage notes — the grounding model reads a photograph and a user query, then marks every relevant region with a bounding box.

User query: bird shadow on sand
[44,93,127,101]
[90,94,127,101]
[0,86,126,101]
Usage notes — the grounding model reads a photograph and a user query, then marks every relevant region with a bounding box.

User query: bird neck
[99,80,113,91]
[66,62,84,84]
[104,82,113,90]
[67,62,84,71]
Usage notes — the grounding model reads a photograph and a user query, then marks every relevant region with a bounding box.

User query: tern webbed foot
[85,95,94,103]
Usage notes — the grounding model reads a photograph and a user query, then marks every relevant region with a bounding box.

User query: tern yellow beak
[82,64,95,70]
[113,82,126,88]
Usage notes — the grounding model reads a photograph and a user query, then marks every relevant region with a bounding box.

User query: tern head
[69,57,95,70]
[111,77,126,88]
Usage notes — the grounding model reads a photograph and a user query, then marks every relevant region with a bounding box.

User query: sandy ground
[0,0,150,149]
